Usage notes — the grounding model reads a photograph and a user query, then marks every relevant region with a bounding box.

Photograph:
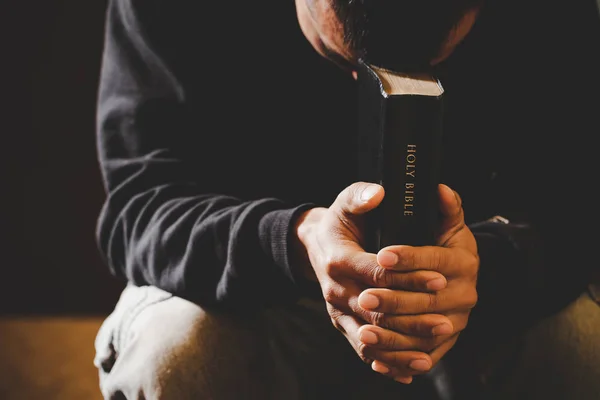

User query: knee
[96,290,267,400]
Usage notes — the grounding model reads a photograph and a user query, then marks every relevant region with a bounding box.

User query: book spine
[378,95,444,248]
[357,68,385,253]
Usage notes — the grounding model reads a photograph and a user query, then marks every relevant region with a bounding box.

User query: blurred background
[1,0,124,317]
[1,1,125,398]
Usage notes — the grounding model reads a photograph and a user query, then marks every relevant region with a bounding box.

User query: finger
[352,262,448,292]
[345,250,447,291]
[358,314,454,340]
[371,361,415,384]
[367,269,448,291]
[333,313,374,365]
[324,281,393,337]
[429,333,460,367]
[358,286,478,315]
[362,312,469,337]
[369,334,460,380]
[377,245,478,278]
[327,282,414,333]
[327,280,466,332]
[330,181,384,217]
[358,324,446,353]
[363,348,433,375]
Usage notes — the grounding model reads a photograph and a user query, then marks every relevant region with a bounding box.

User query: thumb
[437,183,467,243]
[331,182,384,217]
[437,184,477,253]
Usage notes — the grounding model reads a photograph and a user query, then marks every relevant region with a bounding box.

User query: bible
[357,59,445,252]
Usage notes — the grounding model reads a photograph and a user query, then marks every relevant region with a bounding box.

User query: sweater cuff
[469,220,542,332]
[258,203,321,297]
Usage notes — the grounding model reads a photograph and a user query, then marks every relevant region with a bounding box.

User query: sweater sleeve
[95,0,313,310]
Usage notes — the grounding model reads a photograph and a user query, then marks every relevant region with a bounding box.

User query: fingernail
[359,330,378,345]
[378,250,398,266]
[359,293,379,309]
[426,277,447,291]
[409,359,431,372]
[360,185,379,202]
[372,361,389,374]
[432,323,453,336]
[395,376,413,384]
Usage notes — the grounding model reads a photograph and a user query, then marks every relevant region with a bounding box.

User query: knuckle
[327,304,343,320]
[323,291,337,305]
[322,283,337,304]
[328,313,346,334]
[456,285,477,310]
[356,341,371,363]
[390,350,405,367]
[385,316,405,333]
[421,338,439,352]
[382,331,397,349]
[322,252,344,276]
[426,293,438,313]
[393,292,402,313]
[432,250,444,271]
[407,248,418,269]
[466,288,478,309]
[373,312,387,328]
[372,267,390,287]
[468,253,480,276]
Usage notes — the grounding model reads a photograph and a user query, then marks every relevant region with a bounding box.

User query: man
[93,0,600,399]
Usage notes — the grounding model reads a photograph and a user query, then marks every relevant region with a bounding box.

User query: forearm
[98,175,313,308]
[95,0,317,310]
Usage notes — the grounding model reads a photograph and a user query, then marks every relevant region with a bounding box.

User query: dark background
[0,0,349,316]
[1,0,125,315]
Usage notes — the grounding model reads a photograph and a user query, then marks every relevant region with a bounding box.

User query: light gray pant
[93,284,449,400]
[94,284,600,400]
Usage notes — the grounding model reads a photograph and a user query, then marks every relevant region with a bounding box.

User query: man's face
[295,0,481,77]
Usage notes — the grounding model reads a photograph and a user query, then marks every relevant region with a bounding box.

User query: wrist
[292,207,325,282]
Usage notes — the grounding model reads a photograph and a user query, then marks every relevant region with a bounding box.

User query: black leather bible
[357,60,444,252]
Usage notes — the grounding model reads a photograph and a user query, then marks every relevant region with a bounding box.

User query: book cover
[357,59,445,252]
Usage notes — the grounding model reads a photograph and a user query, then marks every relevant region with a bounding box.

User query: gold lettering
[404,146,416,216]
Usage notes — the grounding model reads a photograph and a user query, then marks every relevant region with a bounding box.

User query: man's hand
[295,182,455,381]
[356,184,479,382]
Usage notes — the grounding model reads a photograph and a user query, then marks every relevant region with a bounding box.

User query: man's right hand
[294,182,453,381]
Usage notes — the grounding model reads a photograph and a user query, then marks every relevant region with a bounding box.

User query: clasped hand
[295,182,479,383]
